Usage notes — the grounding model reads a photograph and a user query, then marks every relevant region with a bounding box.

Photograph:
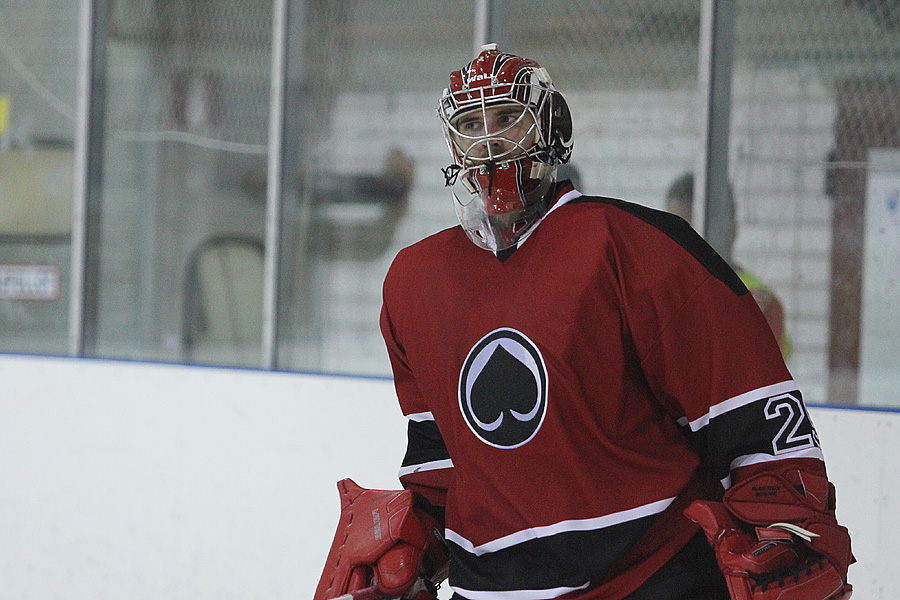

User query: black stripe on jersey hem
[447,513,656,592]
[569,196,748,296]
[402,419,451,467]
[691,390,819,481]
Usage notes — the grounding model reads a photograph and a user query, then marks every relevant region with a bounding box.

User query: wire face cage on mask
[442,94,544,168]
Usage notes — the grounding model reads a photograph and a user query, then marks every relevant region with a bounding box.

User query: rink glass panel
[0,2,78,355]
[0,0,897,407]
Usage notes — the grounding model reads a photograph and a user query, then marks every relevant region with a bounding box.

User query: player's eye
[497,108,527,126]
[457,118,483,135]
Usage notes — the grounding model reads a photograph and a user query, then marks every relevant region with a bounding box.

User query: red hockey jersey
[380,184,825,599]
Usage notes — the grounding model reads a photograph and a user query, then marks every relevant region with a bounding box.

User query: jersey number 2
[764,393,819,454]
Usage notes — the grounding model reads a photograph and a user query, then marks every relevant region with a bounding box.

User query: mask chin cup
[450,160,556,252]
[452,194,497,251]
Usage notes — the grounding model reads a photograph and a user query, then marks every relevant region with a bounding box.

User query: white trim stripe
[720,447,826,489]
[548,189,583,215]
[514,190,583,249]
[730,447,825,472]
[445,496,674,556]
[398,458,454,478]
[449,582,590,600]
[406,411,435,422]
[689,380,799,431]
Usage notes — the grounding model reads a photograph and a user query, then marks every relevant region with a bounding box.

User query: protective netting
[1,0,898,404]
[0,1,79,353]
[730,1,900,405]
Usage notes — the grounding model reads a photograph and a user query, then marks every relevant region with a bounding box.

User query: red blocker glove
[313,479,449,600]
[684,463,854,600]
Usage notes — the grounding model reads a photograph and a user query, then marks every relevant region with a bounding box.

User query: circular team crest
[458,328,548,449]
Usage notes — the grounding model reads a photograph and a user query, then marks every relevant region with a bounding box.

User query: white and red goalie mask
[438,44,574,252]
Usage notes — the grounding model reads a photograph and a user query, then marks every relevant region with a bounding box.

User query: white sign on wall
[0,263,61,301]
[860,148,900,407]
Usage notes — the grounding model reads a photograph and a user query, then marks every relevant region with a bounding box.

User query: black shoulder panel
[570,196,749,295]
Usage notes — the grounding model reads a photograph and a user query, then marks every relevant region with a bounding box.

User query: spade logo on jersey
[458,328,548,448]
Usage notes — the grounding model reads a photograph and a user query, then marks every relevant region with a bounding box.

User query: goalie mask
[438,44,573,252]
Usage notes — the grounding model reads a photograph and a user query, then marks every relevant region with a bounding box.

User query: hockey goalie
[313,42,853,600]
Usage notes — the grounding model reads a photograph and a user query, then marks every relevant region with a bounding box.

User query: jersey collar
[495,181,583,258]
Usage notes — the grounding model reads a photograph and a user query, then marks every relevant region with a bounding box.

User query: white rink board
[0,355,406,600]
[0,354,895,599]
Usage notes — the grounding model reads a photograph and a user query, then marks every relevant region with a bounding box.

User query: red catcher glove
[313,479,449,600]
[684,461,853,600]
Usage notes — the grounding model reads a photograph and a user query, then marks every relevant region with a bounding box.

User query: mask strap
[484,161,496,196]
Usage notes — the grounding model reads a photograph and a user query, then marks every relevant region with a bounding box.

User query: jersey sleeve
[611,208,825,490]
[380,291,452,513]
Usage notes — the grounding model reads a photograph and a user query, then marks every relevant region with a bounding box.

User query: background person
[665,172,793,360]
